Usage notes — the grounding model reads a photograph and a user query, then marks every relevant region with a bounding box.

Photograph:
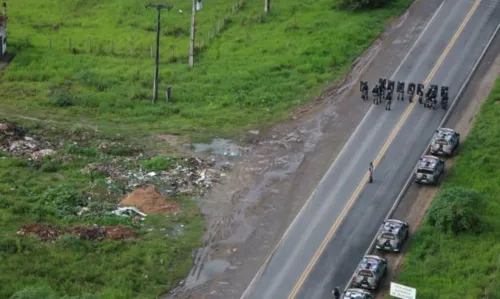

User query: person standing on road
[332,287,340,299]
[385,91,393,111]
[369,162,374,183]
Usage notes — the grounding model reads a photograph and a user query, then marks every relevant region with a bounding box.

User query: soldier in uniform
[407,82,415,103]
[397,81,405,101]
[430,84,438,109]
[440,86,449,109]
[372,83,381,105]
[379,78,387,98]
[387,80,395,95]
[385,91,393,111]
[417,83,425,104]
[360,80,369,101]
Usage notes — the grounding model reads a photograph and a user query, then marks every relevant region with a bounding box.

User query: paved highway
[240,0,500,298]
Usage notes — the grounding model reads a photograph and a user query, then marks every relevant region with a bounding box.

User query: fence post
[69,38,72,51]
[150,43,153,59]
[111,40,114,54]
[48,37,51,49]
[170,44,175,60]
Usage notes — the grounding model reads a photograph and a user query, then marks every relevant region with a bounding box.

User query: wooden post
[171,44,175,59]
[111,40,114,54]
[88,39,91,52]
[69,38,72,51]
[150,43,153,59]
[189,0,196,68]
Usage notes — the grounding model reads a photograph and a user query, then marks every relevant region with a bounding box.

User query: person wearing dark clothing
[417,83,425,104]
[372,84,380,105]
[441,86,449,109]
[385,91,393,111]
[397,81,405,101]
[379,78,387,98]
[369,162,374,183]
[360,80,369,101]
[387,80,395,94]
[332,287,340,299]
[407,82,415,103]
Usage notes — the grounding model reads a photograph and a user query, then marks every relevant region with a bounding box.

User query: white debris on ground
[81,157,230,196]
[0,119,56,159]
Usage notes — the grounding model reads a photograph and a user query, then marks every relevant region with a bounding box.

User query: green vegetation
[2,0,412,138]
[426,187,486,234]
[395,78,500,299]
[0,0,415,297]
[0,120,204,299]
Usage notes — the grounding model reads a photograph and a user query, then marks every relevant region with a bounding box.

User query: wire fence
[16,0,249,64]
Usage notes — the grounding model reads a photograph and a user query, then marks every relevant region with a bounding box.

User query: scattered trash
[119,185,180,214]
[17,223,137,242]
[248,130,260,135]
[112,207,147,220]
[0,119,55,159]
[81,156,227,196]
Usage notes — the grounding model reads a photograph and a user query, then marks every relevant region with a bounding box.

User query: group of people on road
[359,79,450,111]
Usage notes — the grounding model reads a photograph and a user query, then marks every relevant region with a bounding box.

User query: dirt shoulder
[164,0,446,298]
[374,35,500,299]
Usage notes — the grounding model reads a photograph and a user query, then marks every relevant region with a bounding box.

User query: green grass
[394,77,500,299]
[2,0,412,139]
[0,120,204,299]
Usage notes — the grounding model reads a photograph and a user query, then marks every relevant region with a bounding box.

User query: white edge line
[343,20,500,294]
[240,0,447,297]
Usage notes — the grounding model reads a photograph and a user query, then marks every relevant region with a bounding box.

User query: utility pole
[145,3,173,104]
[265,0,270,13]
[189,0,196,68]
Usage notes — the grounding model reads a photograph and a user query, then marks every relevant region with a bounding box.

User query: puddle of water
[193,138,244,157]
[185,259,231,288]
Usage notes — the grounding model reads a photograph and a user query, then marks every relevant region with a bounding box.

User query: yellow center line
[287,0,481,297]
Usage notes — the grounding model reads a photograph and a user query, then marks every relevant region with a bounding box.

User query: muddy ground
[164,0,447,298]
[374,33,500,299]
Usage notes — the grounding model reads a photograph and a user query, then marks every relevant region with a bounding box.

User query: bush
[338,0,392,10]
[426,187,487,234]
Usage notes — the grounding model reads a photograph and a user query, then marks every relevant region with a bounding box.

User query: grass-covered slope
[395,77,500,299]
[2,0,411,138]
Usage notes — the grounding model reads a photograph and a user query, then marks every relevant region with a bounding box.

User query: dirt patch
[17,223,137,242]
[375,37,500,299]
[0,119,56,159]
[120,185,180,214]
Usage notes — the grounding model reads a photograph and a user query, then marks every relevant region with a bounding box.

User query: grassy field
[0,0,416,298]
[0,118,205,299]
[2,0,412,139]
[394,77,500,299]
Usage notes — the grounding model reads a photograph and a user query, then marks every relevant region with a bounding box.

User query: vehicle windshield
[357,270,373,277]
[417,169,434,174]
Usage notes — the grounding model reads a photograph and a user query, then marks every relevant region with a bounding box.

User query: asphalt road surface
[240,0,500,299]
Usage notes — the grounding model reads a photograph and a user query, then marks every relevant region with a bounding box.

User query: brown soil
[18,223,137,242]
[120,185,180,214]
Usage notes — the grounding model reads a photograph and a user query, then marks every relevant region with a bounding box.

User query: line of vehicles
[334,128,460,299]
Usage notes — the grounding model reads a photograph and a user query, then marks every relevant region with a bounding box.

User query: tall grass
[395,78,500,299]
[1,0,412,138]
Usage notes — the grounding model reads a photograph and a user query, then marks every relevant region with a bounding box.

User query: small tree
[338,0,392,11]
[426,187,487,234]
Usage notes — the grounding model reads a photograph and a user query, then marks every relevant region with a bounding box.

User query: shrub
[426,187,487,234]
[338,0,392,10]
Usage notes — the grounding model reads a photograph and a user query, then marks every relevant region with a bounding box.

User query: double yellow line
[287,0,481,297]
